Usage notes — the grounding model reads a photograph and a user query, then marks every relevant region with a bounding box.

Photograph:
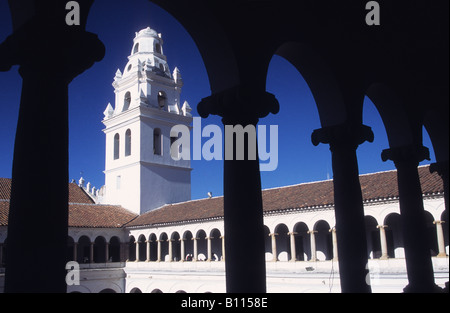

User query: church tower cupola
[101,27,192,215]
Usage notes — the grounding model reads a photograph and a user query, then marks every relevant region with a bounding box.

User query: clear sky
[0,0,435,201]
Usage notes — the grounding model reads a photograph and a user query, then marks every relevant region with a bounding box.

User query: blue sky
[0,0,435,201]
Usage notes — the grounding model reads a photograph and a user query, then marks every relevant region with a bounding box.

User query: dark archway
[149,233,158,261]
[314,220,333,261]
[78,236,91,264]
[210,228,222,261]
[293,222,309,261]
[274,223,290,261]
[109,236,121,262]
[183,231,193,261]
[159,232,168,261]
[94,236,107,263]
[128,236,136,262]
[384,213,403,259]
[196,230,207,261]
[171,232,181,262]
[137,234,147,262]
[364,216,380,259]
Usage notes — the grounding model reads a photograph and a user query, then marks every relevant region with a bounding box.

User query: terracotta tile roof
[0,178,11,200]
[0,179,94,204]
[0,180,137,227]
[0,201,9,226]
[69,203,137,228]
[68,183,96,204]
[0,201,137,228]
[127,165,444,227]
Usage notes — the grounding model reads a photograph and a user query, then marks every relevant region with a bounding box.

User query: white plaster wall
[140,164,191,214]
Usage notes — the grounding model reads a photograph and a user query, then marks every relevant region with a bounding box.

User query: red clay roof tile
[127,165,444,227]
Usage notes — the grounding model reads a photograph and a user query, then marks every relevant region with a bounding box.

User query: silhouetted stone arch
[275,42,347,128]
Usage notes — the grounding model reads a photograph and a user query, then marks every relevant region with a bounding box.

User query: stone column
[329,227,338,261]
[198,86,279,293]
[192,237,198,262]
[1,2,104,293]
[105,242,110,262]
[73,242,78,263]
[146,240,151,262]
[433,221,447,257]
[168,239,173,262]
[288,232,297,262]
[377,225,389,260]
[382,144,440,292]
[308,230,317,262]
[270,233,278,262]
[157,240,162,262]
[220,235,226,261]
[180,238,185,262]
[134,241,140,262]
[312,122,373,293]
[206,237,213,261]
[90,242,94,263]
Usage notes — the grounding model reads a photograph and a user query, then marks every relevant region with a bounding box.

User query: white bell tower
[101,27,192,215]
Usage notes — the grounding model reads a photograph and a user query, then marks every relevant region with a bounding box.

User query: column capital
[311,122,374,151]
[307,230,318,234]
[433,220,445,225]
[197,85,279,125]
[430,161,449,178]
[381,144,430,167]
[269,233,278,237]
[0,1,104,80]
[1,26,104,84]
[377,225,388,229]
